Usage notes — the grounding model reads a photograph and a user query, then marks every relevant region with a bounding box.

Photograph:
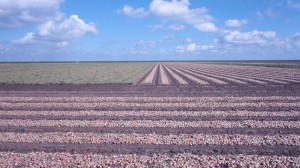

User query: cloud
[118,5,149,18]
[225,19,248,27]
[128,35,181,56]
[12,32,35,44]
[287,0,300,10]
[148,24,164,32]
[148,24,185,31]
[0,0,64,28]
[136,40,157,49]
[38,15,97,41]
[185,37,193,43]
[128,40,157,55]
[256,8,280,19]
[290,33,300,46]
[0,44,4,54]
[265,8,280,18]
[104,31,300,58]
[256,12,264,19]
[168,24,185,31]
[149,0,190,18]
[219,30,277,45]
[176,42,217,52]
[120,0,217,32]
[6,0,98,48]
[176,30,285,54]
[186,43,197,52]
[13,15,97,47]
[150,0,217,32]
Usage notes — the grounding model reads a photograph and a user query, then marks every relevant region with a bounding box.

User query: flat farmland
[0,62,156,84]
[0,62,300,167]
[138,62,300,86]
[204,60,300,69]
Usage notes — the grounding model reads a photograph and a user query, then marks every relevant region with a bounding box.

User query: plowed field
[0,62,300,167]
[138,63,300,86]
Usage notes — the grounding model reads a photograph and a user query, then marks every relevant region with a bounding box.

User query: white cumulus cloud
[176,43,217,52]
[0,0,64,28]
[220,30,277,45]
[120,0,217,32]
[225,19,248,27]
[175,29,285,54]
[118,5,149,18]
[148,24,185,31]
[38,15,97,41]
[150,0,190,18]
[13,15,97,47]
[12,32,35,44]
[150,0,217,32]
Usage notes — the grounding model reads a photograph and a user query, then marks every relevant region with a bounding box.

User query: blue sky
[0,0,300,61]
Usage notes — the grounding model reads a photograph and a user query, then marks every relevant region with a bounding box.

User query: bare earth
[0,62,299,167]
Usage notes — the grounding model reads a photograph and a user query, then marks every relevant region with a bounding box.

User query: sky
[0,0,300,61]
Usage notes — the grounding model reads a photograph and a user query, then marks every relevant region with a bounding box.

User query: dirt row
[1,95,300,103]
[1,132,299,146]
[1,102,298,111]
[1,152,298,167]
[1,142,299,156]
[0,70,299,166]
[138,63,300,86]
[1,110,299,117]
[2,126,299,135]
[1,83,300,97]
[1,114,298,121]
[1,119,298,128]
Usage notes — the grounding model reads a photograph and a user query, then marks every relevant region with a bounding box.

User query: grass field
[0,62,156,84]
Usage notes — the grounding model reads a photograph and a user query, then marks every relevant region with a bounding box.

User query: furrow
[2,115,299,121]
[208,68,288,84]
[228,68,300,83]
[163,65,188,85]
[208,65,300,81]
[206,65,295,81]
[185,67,267,84]
[166,65,209,85]
[2,126,299,135]
[169,65,227,85]
[198,65,290,84]
[0,152,300,168]
[0,119,299,128]
[159,64,171,85]
[1,96,300,103]
[0,152,299,167]
[0,110,299,117]
[1,133,299,146]
[140,64,158,85]
[1,102,299,111]
[177,66,248,84]
[0,142,299,156]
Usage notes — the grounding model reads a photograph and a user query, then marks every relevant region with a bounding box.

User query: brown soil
[1,83,300,97]
[0,82,299,161]
[1,126,299,135]
[1,142,299,156]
